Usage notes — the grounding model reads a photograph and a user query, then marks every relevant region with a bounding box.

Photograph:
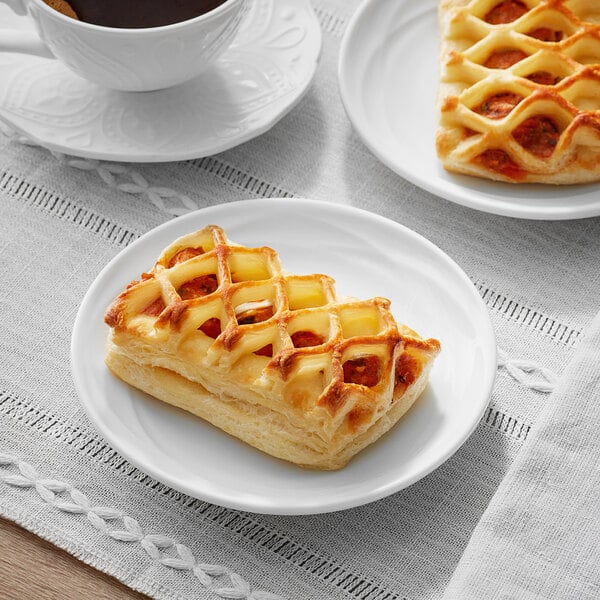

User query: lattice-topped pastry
[437,0,600,183]
[104,225,441,470]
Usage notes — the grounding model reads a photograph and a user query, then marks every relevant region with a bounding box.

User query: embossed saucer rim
[0,0,322,162]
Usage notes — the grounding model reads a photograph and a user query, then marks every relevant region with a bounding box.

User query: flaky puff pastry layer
[104,226,440,470]
[437,0,600,184]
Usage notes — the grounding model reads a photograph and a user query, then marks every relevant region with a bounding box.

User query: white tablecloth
[1,1,599,599]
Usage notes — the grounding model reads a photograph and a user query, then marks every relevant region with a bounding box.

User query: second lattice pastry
[437,0,600,184]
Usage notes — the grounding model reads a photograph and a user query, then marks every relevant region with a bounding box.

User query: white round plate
[338,0,600,221]
[0,0,321,162]
[71,198,496,515]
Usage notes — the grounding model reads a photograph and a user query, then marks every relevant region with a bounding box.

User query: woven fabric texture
[442,312,600,600]
[1,1,599,599]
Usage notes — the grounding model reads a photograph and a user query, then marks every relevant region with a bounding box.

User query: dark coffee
[47,0,229,28]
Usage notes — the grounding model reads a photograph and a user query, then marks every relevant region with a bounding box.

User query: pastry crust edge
[105,342,435,471]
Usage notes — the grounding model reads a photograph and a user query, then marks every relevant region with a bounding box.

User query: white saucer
[71,198,496,515]
[339,0,600,220]
[0,0,321,162]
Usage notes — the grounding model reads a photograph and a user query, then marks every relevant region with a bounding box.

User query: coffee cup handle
[0,0,55,57]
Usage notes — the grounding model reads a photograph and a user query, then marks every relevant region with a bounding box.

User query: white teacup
[0,0,247,91]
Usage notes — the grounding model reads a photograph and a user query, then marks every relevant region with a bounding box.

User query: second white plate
[338,0,600,220]
[72,198,496,515]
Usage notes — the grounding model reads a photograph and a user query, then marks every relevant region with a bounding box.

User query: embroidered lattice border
[497,348,558,393]
[0,387,528,600]
[0,453,284,600]
[0,124,198,217]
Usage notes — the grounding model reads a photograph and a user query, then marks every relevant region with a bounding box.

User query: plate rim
[338,0,600,221]
[71,198,497,514]
[0,0,322,163]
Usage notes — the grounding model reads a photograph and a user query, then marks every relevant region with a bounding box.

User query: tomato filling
[474,92,523,118]
[484,49,528,69]
[236,304,274,325]
[477,149,526,180]
[526,71,561,85]
[527,27,563,42]
[291,330,325,348]
[167,246,204,267]
[199,317,221,338]
[177,274,218,299]
[254,344,273,357]
[143,297,166,316]
[395,353,419,388]
[512,116,560,157]
[343,356,381,387]
[484,0,528,25]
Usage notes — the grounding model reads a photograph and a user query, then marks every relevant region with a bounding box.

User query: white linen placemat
[1,1,600,599]
[442,310,600,600]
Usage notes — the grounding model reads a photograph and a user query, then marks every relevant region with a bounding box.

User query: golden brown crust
[436,0,600,184]
[104,226,441,470]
